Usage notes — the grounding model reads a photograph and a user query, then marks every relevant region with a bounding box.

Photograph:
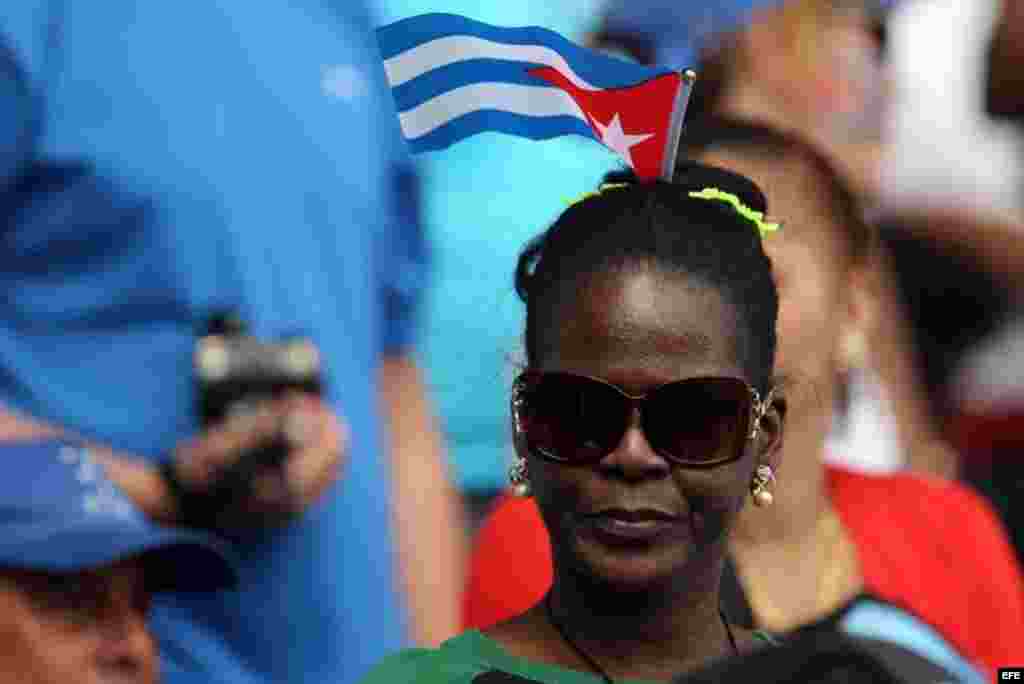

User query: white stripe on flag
[398,82,588,141]
[384,35,600,91]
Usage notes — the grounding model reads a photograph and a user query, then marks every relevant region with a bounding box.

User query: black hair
[680,116,873,262]
[514,163,778,394]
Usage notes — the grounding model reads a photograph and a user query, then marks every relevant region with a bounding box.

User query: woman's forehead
[546,268,742,375]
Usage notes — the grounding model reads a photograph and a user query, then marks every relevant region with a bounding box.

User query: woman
[362,164,786,683]
[463,119,1024,679]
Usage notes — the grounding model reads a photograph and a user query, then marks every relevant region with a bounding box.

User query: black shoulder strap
[677,630,961,684]
[851,637,960,683]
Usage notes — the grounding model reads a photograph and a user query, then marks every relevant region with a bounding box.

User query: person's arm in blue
[0,390,346,534]
[0,17,343,536]
[376,156,468,646]
[381,351,468,646]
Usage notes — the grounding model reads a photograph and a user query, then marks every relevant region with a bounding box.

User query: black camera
[194,312,323,466]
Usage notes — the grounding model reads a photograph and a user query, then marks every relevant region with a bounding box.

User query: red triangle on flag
[529,66,685,180]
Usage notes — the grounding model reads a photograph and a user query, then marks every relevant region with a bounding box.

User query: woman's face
[522,266,772,591]
[696,148,857,408]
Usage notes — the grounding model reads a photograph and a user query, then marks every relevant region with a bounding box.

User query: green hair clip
[687,188,780,237]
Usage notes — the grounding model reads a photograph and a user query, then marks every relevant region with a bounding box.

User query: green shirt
[359,630,779,684]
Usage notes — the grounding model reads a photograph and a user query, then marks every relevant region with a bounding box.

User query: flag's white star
[592,113,653,167]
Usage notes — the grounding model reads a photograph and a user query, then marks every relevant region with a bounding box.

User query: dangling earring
[750,464,776,507]
[508,456,531,497]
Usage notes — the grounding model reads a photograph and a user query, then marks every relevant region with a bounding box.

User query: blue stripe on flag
[378,13,670,90]
[407,110,597,154]
[392,59,553,113]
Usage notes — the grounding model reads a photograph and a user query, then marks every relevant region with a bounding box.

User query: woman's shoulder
[358,632,492,684]
[826,463,1024,584]
[824,464,1022,593]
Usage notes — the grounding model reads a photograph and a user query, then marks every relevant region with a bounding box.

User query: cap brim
[2,520,238,593]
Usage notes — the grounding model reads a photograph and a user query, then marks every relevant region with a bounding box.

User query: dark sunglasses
[512,371,773,467]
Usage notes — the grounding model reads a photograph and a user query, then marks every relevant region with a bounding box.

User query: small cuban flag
[378,13,696,181]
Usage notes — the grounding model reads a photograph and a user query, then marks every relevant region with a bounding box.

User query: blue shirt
[0,3,424,683]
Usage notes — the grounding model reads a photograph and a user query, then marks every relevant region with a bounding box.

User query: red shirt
[464,465,1024,678]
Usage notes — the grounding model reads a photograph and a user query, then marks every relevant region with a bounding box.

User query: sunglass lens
[644,378,752,465]
[519,374,627,463]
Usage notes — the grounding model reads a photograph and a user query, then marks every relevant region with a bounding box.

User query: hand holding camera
[160,313,345,538]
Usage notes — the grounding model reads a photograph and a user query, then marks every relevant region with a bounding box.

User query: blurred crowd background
[2,0,1023,682]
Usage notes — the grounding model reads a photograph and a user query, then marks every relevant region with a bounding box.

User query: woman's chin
[571,535,692,592]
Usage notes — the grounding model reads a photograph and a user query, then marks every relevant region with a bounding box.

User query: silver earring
[749,387,776,440]
[508,457,531,497]
[751,464,776,507]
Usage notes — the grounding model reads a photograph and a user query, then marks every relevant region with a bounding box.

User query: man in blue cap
[0,440,236,684]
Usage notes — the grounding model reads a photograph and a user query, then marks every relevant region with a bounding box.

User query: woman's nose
[599,407,670,480]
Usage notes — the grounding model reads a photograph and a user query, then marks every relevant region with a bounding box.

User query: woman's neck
[544,555,736,680]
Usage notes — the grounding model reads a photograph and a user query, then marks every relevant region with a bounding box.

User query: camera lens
[196,338,231,381]
[282,342,320,377]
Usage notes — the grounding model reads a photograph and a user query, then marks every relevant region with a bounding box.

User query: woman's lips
[580,508,683,543]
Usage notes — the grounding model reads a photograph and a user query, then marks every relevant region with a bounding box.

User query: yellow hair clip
[563,182,631,208]
[687,188,780,237]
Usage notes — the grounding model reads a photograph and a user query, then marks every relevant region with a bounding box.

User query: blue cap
[0,440,237,592]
